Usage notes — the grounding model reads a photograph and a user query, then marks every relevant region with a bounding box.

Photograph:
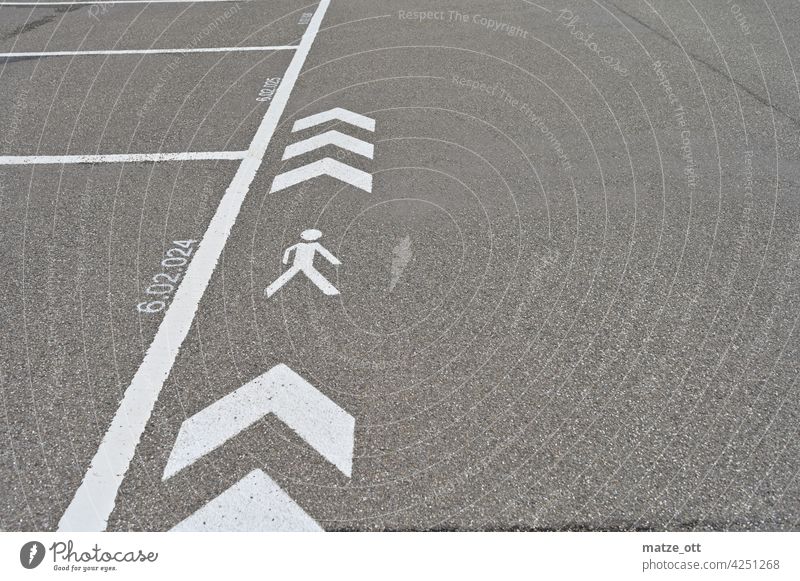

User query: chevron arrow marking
[270,158,372,193]
[282,130,374,160]
[162,363,355,480]
[170,469,323,532]
[292,107,375,133]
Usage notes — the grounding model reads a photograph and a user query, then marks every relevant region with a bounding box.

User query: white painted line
[58,0,331,533]
[171,470,322,532]
[1,46,296,59]
[282,130,374,160]
[292,107,376,133]
[1,1,247,5]
[270,157,372,193]
[163,364,354,480]
[0,151,247,165]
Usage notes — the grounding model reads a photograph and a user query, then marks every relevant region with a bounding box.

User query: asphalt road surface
[1,0,799,532]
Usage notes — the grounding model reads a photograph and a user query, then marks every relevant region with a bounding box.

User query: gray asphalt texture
[1,0,799,532]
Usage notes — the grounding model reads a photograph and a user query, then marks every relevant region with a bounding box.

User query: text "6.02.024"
[136,239,197,314]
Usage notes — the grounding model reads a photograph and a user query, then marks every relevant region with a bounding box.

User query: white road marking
[264,228,341,298]
[58,0,331,532]
[265,229,341,297]
[270,158,372,193]
[170,470,322,532]
[292,107,376,133]
[1,46,296,59]
[163,364,354,479]
[0,151,246,165]
[282,130,374,160]
[1,0,247,5]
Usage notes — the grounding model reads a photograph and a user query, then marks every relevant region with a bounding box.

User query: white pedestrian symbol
[265,229,341,298]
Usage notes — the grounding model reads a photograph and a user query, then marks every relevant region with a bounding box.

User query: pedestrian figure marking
[265,229,341,297]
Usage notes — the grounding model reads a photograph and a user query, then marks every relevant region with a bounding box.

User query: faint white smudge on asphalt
[389,235,412,292]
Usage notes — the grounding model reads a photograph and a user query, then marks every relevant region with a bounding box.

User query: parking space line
[57,0,331,532]
[1,46,296,59]
[0,1,246,5]
[0,151,247,165]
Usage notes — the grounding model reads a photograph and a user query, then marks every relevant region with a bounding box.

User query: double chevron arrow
[164,364,354,531]
[270,107,375,193]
